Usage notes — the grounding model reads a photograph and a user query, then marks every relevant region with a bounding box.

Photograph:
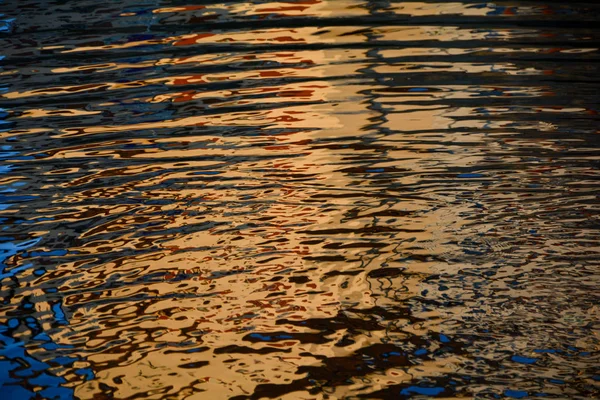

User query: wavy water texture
[0,1,599,399]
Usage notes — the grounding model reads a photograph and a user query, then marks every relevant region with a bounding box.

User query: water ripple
[0,0,599,399]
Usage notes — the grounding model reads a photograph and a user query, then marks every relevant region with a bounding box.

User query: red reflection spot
[272,36,304,43]
[173,33,214,46]
[172,75,205,85]
[260,71,283,77]
[542,7,554,15]
[173,90,196,103]
[278,90,313,97]
[272,115,303,122]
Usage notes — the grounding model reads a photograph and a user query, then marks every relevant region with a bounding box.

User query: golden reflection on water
[1,0,600,399]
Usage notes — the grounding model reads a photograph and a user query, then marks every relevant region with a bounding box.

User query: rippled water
[1,1,599,399]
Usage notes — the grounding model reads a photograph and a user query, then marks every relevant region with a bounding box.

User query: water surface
[0,1,599,399]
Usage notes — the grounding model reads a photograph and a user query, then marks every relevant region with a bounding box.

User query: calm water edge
[0,1,599,399]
